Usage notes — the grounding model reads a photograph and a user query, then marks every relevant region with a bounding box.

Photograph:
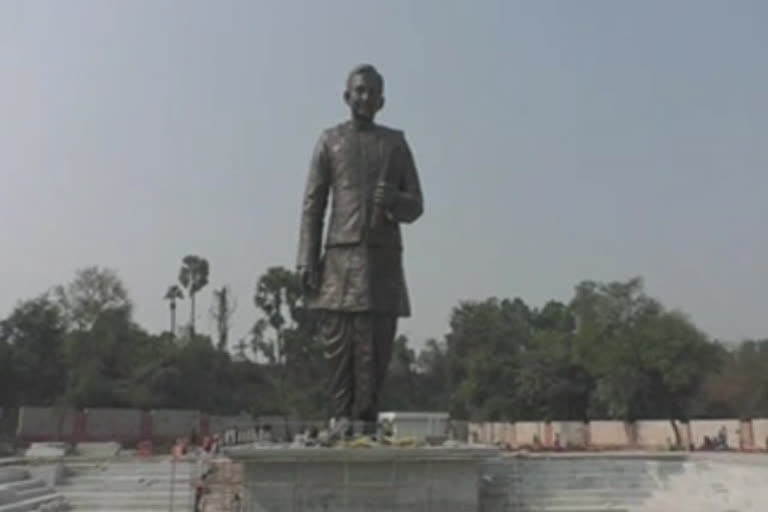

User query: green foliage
[163,284,184,339]
[0,266,761,428]
[211,286,236,351]
[251,266,327,418]
[693,339,768,419]
[0,295,67,406]
[567,278,719,427]
[54,266,132,331]
[178,255,210,334]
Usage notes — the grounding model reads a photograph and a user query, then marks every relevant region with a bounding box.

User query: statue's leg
[353,313,397,431]
[373,314,398,391]
[320,311,355,421]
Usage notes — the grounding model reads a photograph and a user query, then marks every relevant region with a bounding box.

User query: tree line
[1,258,767,445]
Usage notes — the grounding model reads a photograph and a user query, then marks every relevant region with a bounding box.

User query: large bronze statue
[296,64,424,436]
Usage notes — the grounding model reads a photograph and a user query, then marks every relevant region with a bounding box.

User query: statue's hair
[347,64,384,90]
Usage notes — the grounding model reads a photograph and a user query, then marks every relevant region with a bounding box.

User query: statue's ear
[377,96,385,111]
[343,90,351,105]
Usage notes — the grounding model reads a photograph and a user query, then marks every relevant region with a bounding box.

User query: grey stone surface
[226,446,498,511]
[0,470,28,486]
[480,452,768,512]
[28,464,66,487]
[0,466,61,511]
[224,448,768,511]
[56,460,195,511]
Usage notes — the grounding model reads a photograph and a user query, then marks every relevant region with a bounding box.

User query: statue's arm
[388,134,424,224]
[297,133,331,270]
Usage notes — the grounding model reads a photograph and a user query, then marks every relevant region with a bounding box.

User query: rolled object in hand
[370,150,396,229]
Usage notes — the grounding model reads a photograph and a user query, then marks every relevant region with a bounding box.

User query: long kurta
[297,120,424,317]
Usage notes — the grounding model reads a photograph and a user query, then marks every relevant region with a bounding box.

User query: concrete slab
[225,445,499,511]
[24,443,68,459]
[74,442,122,458]
[480,451,768,512]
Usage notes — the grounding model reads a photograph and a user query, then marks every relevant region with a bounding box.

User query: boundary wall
[7,406,768,452]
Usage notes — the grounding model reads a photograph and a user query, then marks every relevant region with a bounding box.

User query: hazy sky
[1,1,766,347]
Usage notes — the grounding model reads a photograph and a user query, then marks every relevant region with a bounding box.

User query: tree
[414,338,450,410]
[252,266,324,416]
[210,286,237,351]
[164,285,184,338]
[515,302,592,422]
[62,308,152,407]
[4,263,761,429]
[691,340,762,419]
[252,267,303,366]
[444,297,533,420]
[178,255,210,335]
[380,335,418,410]
[123,333,183,409]
[0,295,67,406]
[0,338,13,406]
[55,266,132,330]
[569,277,721,446]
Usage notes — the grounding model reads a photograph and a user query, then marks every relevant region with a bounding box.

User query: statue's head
[344,64,384,123]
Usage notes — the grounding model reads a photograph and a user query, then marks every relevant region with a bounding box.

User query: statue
[296,64,424,438]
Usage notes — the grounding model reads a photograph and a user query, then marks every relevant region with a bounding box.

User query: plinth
[224,445,499,512]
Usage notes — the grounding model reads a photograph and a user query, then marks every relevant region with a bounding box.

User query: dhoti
[318,311,397,423]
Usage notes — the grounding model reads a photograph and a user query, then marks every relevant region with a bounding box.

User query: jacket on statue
[296,120,424,316]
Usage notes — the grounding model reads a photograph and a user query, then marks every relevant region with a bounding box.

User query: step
[67,467,195,476]
[0,480,42,493]
[66,473,195,480]
[62,490,192,499]
[66,497,192,508]
[60,482,191,490]
[511,495,649,508]
[0,493,62,512]
[65,471,195,480]
[0,470,28,486]
[512,488,653,499]
[15,486,57,501]
[504,505,632,512]
[60,483,192,492]
[65,506,193,512]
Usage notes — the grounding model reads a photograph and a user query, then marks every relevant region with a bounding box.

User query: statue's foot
[327,417,352,444]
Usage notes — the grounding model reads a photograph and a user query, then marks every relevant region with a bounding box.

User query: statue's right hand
[298,265,320,294]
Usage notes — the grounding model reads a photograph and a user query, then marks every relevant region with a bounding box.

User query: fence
[12,406,252,446]
[9,405,768,452]
[464,418,768,451]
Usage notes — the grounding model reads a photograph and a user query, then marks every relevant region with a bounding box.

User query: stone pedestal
[224,446,498,512]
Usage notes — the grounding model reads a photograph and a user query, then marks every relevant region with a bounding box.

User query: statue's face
[344,72,384,122]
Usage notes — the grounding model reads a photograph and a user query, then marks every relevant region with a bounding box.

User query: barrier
[12,406,768,452]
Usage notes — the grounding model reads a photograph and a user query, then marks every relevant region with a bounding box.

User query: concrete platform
[225,445,499,511]
[480,451,768,512]
[56,460,195,511]
[0,467,63,512]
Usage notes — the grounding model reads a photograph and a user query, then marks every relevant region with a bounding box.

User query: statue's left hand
[373,183,398,208]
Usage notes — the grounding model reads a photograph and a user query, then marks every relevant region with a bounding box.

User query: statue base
[224,445,499,511]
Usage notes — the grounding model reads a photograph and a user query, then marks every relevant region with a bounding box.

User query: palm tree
[178,255,210,335]
[163,285,184,338]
